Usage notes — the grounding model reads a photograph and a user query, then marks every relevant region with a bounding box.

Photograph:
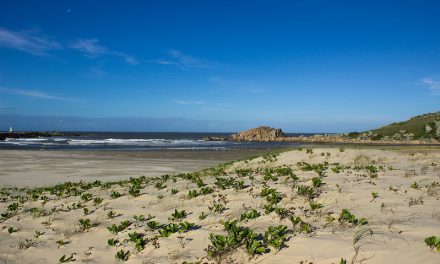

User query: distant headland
[204,111,440,145]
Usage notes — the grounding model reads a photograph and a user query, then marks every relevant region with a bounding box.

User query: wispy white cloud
[87,66,106,78]
[0,28,62,56]
[0,27,137,65]
[149,49,214,69]
[70,39,106,56]
[70,38,138,64]
[420,77,440,95]
[0,86,80,101]
[171,99,207,105]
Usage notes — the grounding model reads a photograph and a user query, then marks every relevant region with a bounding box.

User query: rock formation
[230,126,286,141]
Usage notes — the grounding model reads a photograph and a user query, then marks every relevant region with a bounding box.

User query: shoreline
[0,148,287,187]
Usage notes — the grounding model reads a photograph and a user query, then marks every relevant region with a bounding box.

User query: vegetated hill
[370,112,440,139]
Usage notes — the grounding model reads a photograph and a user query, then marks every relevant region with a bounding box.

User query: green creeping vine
[107,221,132,234]
[188,187,214,198]
[311,177,323,188]
[128,231,148,251]
[260,187,283,204]
[107,238,119,246]
[8,227,19,233]
[158,223,180,237]
[425,236,440,252]
[59,254,76,263]
[115,249,130,261]
[79,218,98,231]
[240,209,261,221]
[297,161,329,176]
[338,209,367,226]
[111,191,122,199]
[235,168,253,177]
[263,225,289,251]
[169,209,187,221]
[207,220,266,260]
[209,203,226,214]
[146,220,160,230]
[199,212,208,220]
[207,219,291,261]
[297,185,318,200]
[289,216,314,234]
[158,222,196,237]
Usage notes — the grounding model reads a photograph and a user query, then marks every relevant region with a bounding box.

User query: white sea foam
[0,135,237,149]
[66,138,216,146]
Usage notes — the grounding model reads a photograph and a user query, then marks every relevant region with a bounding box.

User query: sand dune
[1,147,440,263]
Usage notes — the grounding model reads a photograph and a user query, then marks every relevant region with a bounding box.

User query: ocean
[0,132,311,150]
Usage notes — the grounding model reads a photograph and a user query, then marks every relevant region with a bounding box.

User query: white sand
[1,147,440,263]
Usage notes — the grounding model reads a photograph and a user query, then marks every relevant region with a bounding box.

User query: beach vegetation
[107,210,122,219]
[297,185,317,200]
[111,191,122,199]
[240,209,261,221]
[107,221,131,234]
[169,209,187,221]
[263,225,289,250]
[297,161,328,176]
[235,168,253,177]
[158,223,181,237]
[115,249,130,261]
[312,177,323,188]
[411,182,419,189]
[79,218,98,231]
[199,212,208,220]
[208,220,267,261]
[209,203,226,214]
[8,226,19,233]
[81,193,93,202]
[128,186,140,197]
[289,216,314,234]
[108,238,119,246]
[146,220,160,230]
[59,254,76,263]
[260,187,283,204]
[179,221,196,232]
[338,209,367,226]
[309,201,323,210]
[128,231,147,251]
[34,230,44,238]
[93,197,103,206]
[371,192,379,201]
[425,236,440,252]
[56,240,70,247]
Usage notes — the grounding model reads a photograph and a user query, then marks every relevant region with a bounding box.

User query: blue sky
[0,0,440,132]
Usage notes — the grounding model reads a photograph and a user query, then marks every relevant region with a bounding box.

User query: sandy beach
[0,150,274,187]
[1,146,440,263]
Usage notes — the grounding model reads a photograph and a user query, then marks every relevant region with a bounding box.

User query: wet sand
[0,149,281,187]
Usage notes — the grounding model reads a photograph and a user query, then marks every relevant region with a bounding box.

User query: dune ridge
[1,147,440,263]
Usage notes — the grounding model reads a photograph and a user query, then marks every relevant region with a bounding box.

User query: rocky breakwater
[230,126,286,141]
[0,131,80,141]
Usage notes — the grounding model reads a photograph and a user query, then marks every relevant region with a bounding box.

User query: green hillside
[370,112,440,139]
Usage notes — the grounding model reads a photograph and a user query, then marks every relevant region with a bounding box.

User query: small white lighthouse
[9,126,13,132]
